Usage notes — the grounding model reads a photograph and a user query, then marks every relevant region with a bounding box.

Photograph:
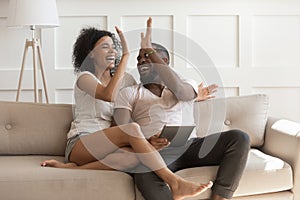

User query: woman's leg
[43,123,213,200]
[81,123,213,200]
[42,147,139,171]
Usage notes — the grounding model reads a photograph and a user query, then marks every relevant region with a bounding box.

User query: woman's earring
[89,51,94,59]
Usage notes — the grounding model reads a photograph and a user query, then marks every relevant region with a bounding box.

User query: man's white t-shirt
[114,80,198,139]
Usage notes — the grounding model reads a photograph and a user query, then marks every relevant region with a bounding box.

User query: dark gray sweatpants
[134,129,250,200]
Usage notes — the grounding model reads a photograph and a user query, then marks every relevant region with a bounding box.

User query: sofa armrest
[261,117,300,200]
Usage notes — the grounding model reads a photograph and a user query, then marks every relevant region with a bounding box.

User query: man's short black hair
[151,43,170,65]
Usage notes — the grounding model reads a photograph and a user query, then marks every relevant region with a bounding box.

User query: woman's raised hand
[140,17,152,49]
[115,26,129,55]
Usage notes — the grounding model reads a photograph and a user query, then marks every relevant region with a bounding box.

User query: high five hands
[140,17,218,101]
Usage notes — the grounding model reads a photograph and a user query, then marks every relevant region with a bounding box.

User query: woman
[41,23,212,200]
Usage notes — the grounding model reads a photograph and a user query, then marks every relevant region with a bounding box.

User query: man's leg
[133,145,191,200]
[169,129,250,199]
[134,129,249,200]
[134,171,173,200]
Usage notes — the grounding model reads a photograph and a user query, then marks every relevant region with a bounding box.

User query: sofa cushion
[231,192,293,200]
[194,94,269,147]
[173,149,293,199]
[0,101,73,155]
[0,156,135,200]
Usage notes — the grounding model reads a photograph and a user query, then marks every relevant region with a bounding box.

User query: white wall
[0,0,299,122]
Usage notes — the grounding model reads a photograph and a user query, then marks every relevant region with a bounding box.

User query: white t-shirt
[67,71,136,139]
[114,80,198,139]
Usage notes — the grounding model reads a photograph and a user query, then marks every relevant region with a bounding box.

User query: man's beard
[140,70,160,85]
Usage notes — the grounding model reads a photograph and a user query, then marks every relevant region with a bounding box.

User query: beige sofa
[0,94,299,200]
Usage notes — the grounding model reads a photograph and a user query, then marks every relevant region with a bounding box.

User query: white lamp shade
[7,0,60,28]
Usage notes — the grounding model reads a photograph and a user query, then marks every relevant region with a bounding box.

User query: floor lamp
[7,0,59,103]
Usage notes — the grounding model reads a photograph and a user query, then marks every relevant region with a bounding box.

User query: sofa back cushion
[194,94,269,147]
[0,101,72,155]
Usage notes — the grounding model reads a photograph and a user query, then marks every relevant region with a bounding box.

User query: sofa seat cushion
[174,149,293,199]
[0,156,135,200]
[232,191,293,200]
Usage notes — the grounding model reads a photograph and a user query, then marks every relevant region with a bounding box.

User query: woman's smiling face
[91,36,117,70]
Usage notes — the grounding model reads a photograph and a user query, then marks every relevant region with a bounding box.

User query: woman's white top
[67,71,136,140]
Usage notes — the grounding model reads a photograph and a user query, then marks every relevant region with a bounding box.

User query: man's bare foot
[41,160,77,168]
[171,178,213,200]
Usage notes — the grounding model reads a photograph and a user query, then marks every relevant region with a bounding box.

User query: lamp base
[16,38,49,103]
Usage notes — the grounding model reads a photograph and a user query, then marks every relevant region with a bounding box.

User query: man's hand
[195,82,218,102]
[140,17,152,49]
[148,133,170,151]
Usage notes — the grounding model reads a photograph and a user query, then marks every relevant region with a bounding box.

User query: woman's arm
[99,26,129,101]
[78,26,129,102]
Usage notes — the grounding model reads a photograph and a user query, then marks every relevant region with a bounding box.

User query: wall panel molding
[0,0,299,121]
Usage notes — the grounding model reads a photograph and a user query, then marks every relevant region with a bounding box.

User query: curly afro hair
[72,27,121,75]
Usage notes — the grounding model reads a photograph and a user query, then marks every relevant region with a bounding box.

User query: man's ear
[162,57,169,64]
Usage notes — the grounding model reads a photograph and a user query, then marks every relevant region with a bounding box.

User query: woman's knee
[121,122,144,138]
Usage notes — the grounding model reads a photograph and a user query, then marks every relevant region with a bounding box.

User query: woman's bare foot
[171,178,213,200]
[41,160,77,168]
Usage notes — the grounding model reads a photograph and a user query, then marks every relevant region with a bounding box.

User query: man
[114,18,250,200]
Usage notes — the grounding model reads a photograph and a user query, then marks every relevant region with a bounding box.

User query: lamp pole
[15,25,49,103]
[7,0,59,103]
